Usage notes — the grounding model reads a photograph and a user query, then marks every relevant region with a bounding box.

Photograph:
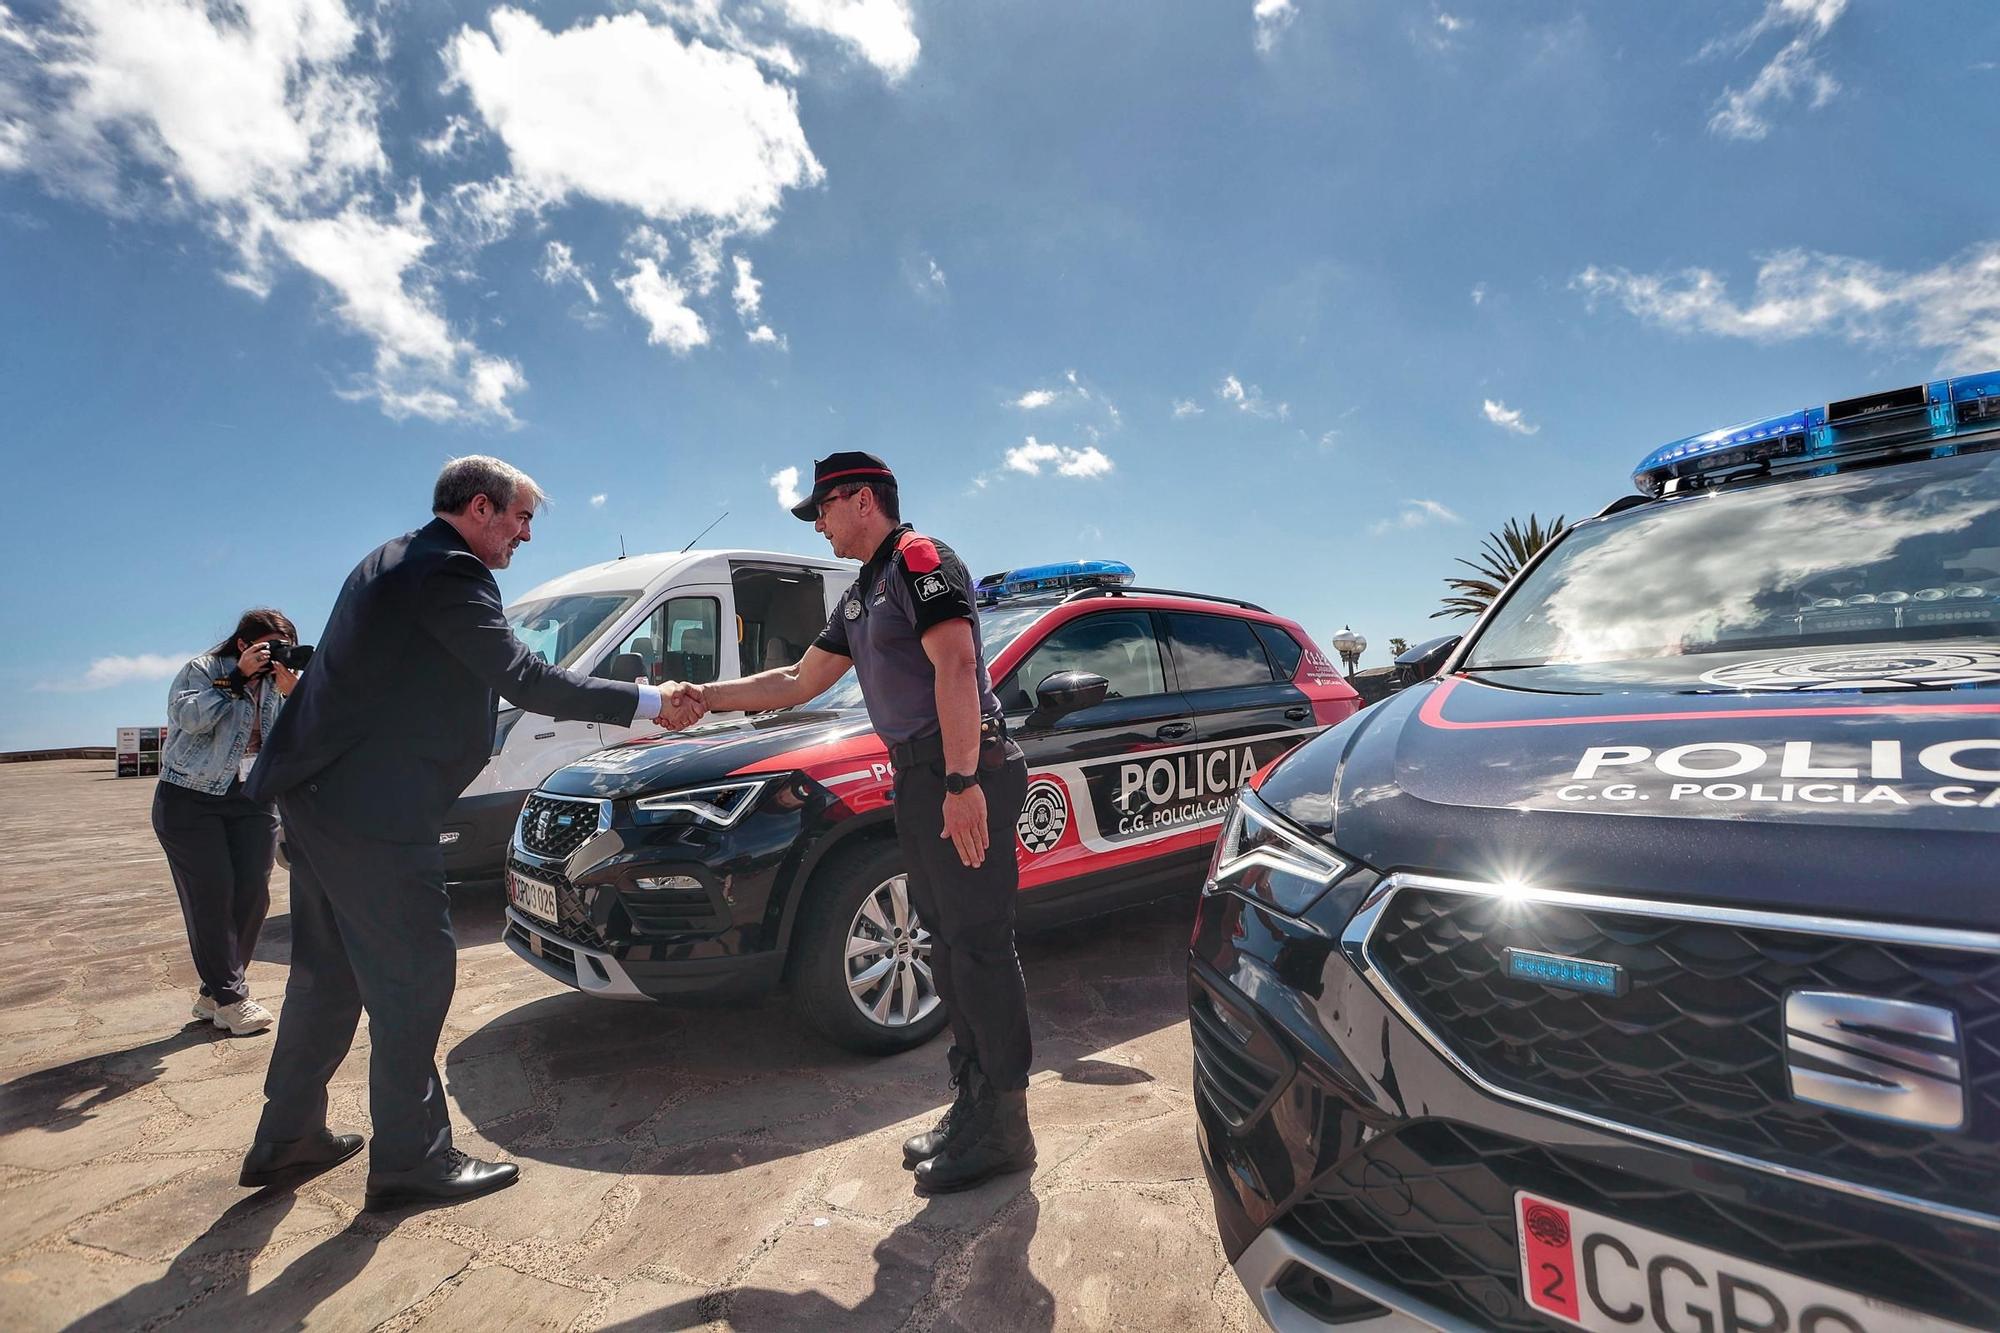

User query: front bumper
[504,907,785,1002]
[1189,885,2000,1333]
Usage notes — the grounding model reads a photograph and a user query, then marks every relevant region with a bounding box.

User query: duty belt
[889,714,1008,771]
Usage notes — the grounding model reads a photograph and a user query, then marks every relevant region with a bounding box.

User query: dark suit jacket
[248,517,641,843]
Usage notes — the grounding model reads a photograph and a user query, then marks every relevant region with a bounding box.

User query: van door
[590,585,733,746]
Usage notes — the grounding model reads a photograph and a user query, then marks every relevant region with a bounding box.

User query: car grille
[517,793,602,861]
[1367,886,2000,1219]
[508,856,606,950]
[622,883,723,936]
[1282,1121,2000,1332]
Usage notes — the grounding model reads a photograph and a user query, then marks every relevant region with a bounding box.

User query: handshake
[652,680,708,731]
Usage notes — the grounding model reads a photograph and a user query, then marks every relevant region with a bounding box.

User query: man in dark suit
[240,456,695,1208]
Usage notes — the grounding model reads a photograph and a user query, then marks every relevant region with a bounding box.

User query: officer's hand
[942,786,988,868]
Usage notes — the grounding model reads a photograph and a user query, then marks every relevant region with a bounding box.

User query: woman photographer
[152,609,301,1036]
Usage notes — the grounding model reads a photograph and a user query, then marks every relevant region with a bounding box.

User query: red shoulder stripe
[897,532,941,573]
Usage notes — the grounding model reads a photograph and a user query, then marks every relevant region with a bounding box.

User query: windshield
[506,592,640,670]
[799,602,1048,711]
[1464,450,2000,677]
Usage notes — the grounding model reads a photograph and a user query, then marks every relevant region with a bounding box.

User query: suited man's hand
[656,681,706,731]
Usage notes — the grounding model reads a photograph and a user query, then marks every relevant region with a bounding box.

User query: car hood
[541,707,879,800]
[1258,672,2000,928]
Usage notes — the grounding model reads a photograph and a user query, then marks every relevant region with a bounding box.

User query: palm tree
[1432,514,1566,620]
[1387,637,1411,656]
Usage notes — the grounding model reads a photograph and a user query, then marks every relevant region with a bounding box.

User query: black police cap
[791,451,897,520]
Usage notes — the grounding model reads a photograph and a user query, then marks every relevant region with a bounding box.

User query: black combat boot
[903,1049,983,1169]
[912,1086,1035,1194]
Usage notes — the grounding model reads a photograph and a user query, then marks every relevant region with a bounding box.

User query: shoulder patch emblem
[915,572,949,601]
[899,535,942,574]
[844,596,862,620]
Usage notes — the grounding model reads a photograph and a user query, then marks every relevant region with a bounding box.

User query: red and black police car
[1192,371,2000,1332]
[502,561,1360,1053]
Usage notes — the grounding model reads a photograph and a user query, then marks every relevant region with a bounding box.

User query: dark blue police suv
[1192,372,2000,1332]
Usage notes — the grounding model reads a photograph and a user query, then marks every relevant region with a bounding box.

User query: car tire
[790,839,950,1055]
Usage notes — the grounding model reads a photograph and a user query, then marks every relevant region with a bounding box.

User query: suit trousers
[254,788,457,1172]
[894,749,1032,1091]
[151,779,276,1008]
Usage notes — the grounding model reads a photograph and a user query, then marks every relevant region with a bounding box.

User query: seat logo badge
[1504,948,1627,997]
[535,809,554,843]
[1784,991,1965,1131]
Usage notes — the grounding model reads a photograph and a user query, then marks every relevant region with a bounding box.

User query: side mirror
[1392,635,1460,687]
[1027,670,1110,729]
[606,652,648,684]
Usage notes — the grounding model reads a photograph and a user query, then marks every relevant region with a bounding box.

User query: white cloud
[1171,398,1204,420]
[1369,499,1462,537]
[1436,13,1465,33]
[1706,0,1848,141]
[772,0,919,80]
[445,9,824,234]
[1253,0,1296,54]
[1014,389,1058,410]
[906,252,947,298]
[1217,374,1288,420]
[732,254,763,318]
[1481,398,1539,436]
[1470,282,1487,306]
[418,114,476,159]
[1003,437,1114,479]
[617,256,709,354]
[1574,244,2000,372]
[590,493,607,508]
[39,651,191,693]
[540,239,600,305]
[0,0,527,422]
[769,465,804,509]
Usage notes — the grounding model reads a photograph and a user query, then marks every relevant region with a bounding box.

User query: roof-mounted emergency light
[976,559,1136,604]
[1632,369,2000,497]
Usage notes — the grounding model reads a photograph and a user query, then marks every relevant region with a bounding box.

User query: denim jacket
[161,652,287,797]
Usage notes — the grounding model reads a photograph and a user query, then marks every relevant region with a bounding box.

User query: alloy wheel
[843,874,940,1028]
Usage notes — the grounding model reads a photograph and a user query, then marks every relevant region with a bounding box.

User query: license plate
[1516,1191,1978,1333]
[507,869,559,925]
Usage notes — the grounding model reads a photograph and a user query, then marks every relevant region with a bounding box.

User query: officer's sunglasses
[818,485,866,513]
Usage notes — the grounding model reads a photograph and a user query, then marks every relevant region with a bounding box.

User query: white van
[441,547,854,880]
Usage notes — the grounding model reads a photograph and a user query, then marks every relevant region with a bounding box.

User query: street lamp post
[1330,625,1367,677]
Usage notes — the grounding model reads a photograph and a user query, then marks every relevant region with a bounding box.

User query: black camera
[265,641,315,672]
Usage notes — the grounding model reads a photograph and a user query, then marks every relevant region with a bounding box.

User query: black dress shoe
[239,1129,364,1189]
[364,1149,519,1210]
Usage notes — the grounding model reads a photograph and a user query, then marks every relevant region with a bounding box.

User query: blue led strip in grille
[1504,947,1627,997]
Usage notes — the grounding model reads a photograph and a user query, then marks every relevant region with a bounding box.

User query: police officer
[688,452,1034,1193]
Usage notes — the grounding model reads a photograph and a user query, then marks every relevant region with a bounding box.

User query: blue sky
[2,0,1996,749]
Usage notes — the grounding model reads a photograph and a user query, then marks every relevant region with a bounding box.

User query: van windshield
[1463,450,2000,683]
[800,603,1049,712]
[506,592,641,670]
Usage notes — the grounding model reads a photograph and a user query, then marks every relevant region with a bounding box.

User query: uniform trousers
[254,788,458,1172]
[894,749,1032,1090]
[151,779,277,1008]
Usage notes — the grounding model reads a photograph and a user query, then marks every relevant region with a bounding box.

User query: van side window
[597,596,723,685]
[732,565,828,676]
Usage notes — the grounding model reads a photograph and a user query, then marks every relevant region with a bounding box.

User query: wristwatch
[944,771,979,795]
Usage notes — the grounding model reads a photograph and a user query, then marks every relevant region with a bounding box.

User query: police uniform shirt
[814,525,1002,746]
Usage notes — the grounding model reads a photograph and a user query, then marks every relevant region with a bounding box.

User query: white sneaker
[213,998,274,1036]
[191,993,218,1023]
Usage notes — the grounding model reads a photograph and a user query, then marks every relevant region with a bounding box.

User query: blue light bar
[976,559,1136,602]
[1504,947,1626,997]
[1632,369,2000,496]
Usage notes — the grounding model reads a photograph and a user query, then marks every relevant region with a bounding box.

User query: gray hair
[432,455,545,516]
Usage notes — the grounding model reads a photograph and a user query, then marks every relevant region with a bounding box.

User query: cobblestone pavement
[0,761,1259,1332]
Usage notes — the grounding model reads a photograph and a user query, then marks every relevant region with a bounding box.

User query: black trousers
[151,779,276,1008]
[254,789,457,1172]
[894,747,1032,1091]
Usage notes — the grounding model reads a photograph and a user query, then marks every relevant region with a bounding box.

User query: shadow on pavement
[600,1196,1054,1333]
[444,895,1195,1178]
[64,1191,388,1332]
[0,1025,224,1138]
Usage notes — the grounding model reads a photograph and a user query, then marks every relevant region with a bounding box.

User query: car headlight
[1204,786,1351,917]
[632,779,771,827]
